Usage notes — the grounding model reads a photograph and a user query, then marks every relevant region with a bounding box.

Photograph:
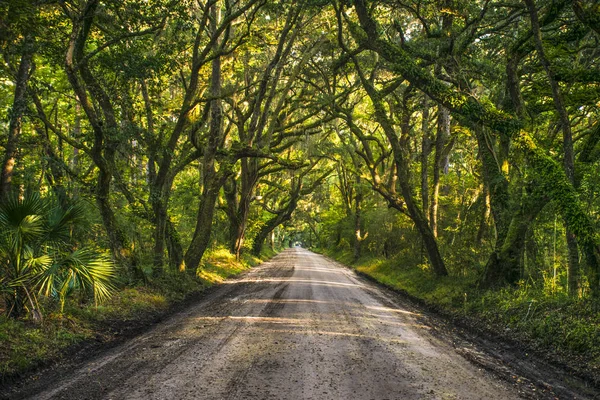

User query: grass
[319,247,600,380]
[0,316,91,380]
[0,246,278,381]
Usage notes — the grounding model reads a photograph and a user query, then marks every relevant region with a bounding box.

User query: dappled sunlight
[196,269,227,284]
[291,267,348,274]
[166,313,430,345]
[357,312,414,320]
[243,298,351,306]
[187,312,429,331]
[357,317,431,329]
[261,328,410,345]
[365,305,420,316]
[224,278,364,288]
[234,300,423,322]
[193,316,312,325]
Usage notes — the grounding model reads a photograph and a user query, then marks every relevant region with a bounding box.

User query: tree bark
[63,0,133,270]
[430,105,450,237]
[151,192,168,274]
[526,0,580,296]
[0,34,34,200]
[252,206,295,257]
[483,189,545,285]
[420,97,431,220]
[185,4,229,270]
[476,184,491,243]
[353,183,363,261]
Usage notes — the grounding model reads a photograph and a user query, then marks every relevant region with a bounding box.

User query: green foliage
[0,314,92,378]
[0,193,116,319]
[2,0,600,382]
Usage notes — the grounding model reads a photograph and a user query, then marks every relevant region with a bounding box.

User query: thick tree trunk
[476,184,491,243]
[526,0,580,296]
[185,180,224,270]
[420,98,431,219]
[185,8,228,270]
[0,34,34,200]
[252,209,294,257]
[430,105,450,238]
[253,218,281,257]
[228,191,253,260]
[226,159,259,259]
[252,191,300,256]
[166,218,185,270]
[151,192,168,274]
[482,193,544,286]
[231,218,248,259]
[471,124,516,286]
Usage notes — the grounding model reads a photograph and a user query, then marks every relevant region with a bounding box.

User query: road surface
[8,248,588,399]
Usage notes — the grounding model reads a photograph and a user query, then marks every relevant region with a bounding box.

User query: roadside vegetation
[0,246,276,380]
[318,247,600,382]
[2,0,600,388]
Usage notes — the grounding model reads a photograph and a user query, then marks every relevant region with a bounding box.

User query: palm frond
[0,192,45,230]
[39,249,117,305]
[45,202,87,246]
[36,262,62,298]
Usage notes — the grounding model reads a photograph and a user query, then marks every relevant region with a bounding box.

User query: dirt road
[7,248,594,399]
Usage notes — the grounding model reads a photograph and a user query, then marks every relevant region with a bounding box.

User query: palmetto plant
[0,193,116,320]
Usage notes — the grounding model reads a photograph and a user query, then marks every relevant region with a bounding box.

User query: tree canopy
[2,0,600,320]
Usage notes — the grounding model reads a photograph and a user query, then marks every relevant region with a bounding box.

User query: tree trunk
[252,196,299,256]
[269,230,275,251]
[482,193,544,286]
[151,192,168,274]
[185,6,228,270]
[430,105,450,238]
[353,180,363,261]
[526,0,580,296]
[0,34,34,200]
[166,218,184,270]
[226,159,259,259]
[421,97,431,219]
[185,179,224,270]
[476,184,491,243]
[471,123,516,287]
[398,160,448,276]
[231,217,248,259]
[252,218,280,257]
